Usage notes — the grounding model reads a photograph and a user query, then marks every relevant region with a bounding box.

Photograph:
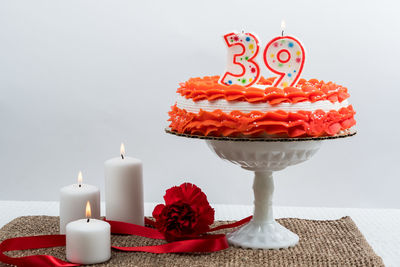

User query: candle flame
[281,20,286,31]
[77,171,83,186]
[85,201,91,218]
[120,143,125,159]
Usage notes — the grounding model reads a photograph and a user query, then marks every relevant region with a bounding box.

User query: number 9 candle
[263,21,305,88]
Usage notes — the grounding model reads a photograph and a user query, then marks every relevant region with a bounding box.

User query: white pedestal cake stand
[166,129,356,249]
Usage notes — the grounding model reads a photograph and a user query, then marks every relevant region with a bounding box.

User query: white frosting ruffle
[176,95,349,113]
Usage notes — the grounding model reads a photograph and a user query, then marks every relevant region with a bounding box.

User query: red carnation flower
[152,183,215,242]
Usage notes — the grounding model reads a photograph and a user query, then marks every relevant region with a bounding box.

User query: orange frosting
[168,104,356,138]
[177,76,350,105]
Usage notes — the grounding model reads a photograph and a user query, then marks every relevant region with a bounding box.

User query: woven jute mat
[0,216,383,267]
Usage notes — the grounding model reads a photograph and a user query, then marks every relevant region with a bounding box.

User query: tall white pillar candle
[59,171,100,234]
[66,201,111,264]
[105,143,144,225]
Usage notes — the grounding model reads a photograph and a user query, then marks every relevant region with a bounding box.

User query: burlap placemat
[0,216,383,267]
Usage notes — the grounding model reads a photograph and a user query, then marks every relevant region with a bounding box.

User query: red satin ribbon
[0,216,252,267]
[113,234,228,253]
[142,216,253,233]
[0,235,78,267]
[106,219,164,239]
[208,216,252,232]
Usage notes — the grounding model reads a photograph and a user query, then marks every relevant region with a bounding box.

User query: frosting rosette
[177,76,350,104]
[168,76,356,138]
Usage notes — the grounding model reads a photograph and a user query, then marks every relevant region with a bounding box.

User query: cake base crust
[165,128,356,142]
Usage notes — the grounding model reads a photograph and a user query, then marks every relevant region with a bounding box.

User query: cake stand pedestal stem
[226,170,299,249]
[253,171,274,224]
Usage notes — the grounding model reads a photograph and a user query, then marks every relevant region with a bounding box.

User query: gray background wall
[0,0,398,208]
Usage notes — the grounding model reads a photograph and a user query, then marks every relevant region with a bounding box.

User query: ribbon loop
[0,235,78,267]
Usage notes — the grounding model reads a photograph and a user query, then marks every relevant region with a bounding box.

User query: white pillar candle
[59,171,100,234]
[105,143,144,225]
[66,201,111,264]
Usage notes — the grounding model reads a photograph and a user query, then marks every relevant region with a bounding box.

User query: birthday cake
[167,32,356,138]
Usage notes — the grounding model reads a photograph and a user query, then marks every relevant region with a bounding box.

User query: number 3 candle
[219,31,260,87]
[263,21,306,88]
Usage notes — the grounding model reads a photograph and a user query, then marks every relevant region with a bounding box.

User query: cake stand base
[227,220,299,249]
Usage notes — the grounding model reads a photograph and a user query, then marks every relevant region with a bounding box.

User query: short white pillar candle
[66,201,111,265]
[105,143,144,225]
[59,171,100,234]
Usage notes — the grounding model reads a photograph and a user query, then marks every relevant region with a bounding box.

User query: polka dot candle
[219,31,260,87]
[263,35,305,88]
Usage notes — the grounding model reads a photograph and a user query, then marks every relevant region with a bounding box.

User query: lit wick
[77,171,83,188]
[120,142,125,160]
[85,201,91,223]
[281,20,286,37]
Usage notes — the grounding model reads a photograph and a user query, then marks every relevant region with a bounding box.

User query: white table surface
[0,201,398,267]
